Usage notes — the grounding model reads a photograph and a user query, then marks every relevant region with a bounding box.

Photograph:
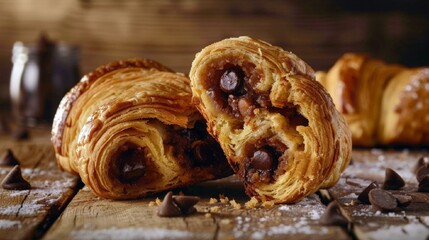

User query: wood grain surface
[323,149,429,240]
[43,177,350,240]
[0,130,80,240]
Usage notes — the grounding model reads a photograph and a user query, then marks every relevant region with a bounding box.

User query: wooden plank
[44,176,350,240]
[323,149,429,240]
[0,129,80,240]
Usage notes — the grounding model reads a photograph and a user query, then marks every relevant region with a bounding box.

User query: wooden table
[0,128,428,240]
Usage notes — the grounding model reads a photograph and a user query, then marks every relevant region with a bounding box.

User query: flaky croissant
[190,37,352,203]
[316,53,429,146]
[51,59,231,199]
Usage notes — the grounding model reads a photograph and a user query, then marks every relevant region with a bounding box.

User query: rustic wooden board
[44,176,350,240]
[323,149,429,240]
[0,131,80,240]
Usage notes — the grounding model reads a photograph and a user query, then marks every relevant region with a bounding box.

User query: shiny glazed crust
[317,53,429,146]
[51,59,231,199]
[189,37,352,203]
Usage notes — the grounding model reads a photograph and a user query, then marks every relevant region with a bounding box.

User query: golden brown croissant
[51,59,231,199]
[316,53,429,146]
[189,36,352,203]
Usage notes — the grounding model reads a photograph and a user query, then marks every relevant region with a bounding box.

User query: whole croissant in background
[316,53,429,146]
[190,36,351,203]
[51,59,231,199]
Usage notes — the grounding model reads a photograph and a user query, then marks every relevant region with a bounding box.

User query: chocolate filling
[205,60,264,119]
[204,58,309,184]
[244,137,289,184]
[115,144,147,183]
[165,121,226,168]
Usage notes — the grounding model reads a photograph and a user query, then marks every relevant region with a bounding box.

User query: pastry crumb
[219,194,229,203]
[261,201,275,208]
[205,213,212,218]
[245,197,259,209]
[155,197,162,206]
[209,198,218,204]
[210,206,220,213]
[148,201,156,207]
[229,199,241,209]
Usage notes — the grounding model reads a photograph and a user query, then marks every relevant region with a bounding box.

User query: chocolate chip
[251,149,273,171]
[220,69,243,94]
[172,195,200,213]
[382,168,405,190]
[1,165,31,190]
[393,194,412,208]
[357,181,379,204]
[417,165,429,182]
[121,161,145,182]
[414,157,428,174]
[0,149,20,166]
[418,175,429,192]
[320,201,348,227]
[238,98,254,117]
[368,189,397,212]
[157,191,182,217]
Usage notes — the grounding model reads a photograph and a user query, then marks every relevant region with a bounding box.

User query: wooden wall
[1,0,428,109]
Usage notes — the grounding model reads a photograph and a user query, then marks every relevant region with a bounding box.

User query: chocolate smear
[369,189,397,212]
[0,149,20,166]
[1,165,31,190]
[357,181,378,204]
[320,201,348,227]
[157,191,182,217]
[382,168,405,190]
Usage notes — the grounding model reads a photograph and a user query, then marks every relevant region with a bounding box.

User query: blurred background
[0,0,428,125]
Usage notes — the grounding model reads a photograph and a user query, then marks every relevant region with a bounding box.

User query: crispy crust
[190,36,352,203]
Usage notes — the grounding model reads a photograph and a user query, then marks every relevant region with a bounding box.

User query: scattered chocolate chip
[12,128,30,140]
[1,165,31,190]
[382,168,405,190]
[172,195,200,213]
[357,181,379,204]
[417,165,429,182]
[414,157,428,174]
[0,149,20,166]
[219,69,243,94]
[418,175,429,192]
[157,191,182,217]
[368,189,397,212]
[238,98,254,117]
[320,201,348,227]
[251,149,273,171]
[393,194,412,208]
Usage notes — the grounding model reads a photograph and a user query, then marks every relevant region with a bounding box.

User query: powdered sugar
[0,219,22,229]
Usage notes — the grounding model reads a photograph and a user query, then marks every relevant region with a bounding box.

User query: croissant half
[52,59,231,199]
[317,53,429,146]
[190,37,352,203]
